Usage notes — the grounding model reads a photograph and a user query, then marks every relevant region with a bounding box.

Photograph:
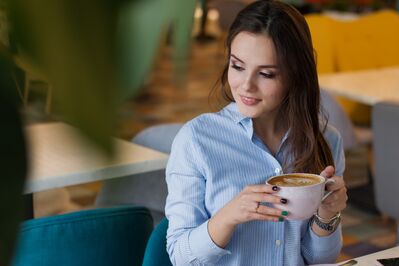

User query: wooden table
[319,66,399,105]
[25,122,169,194]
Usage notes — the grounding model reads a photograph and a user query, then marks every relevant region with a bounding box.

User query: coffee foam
[283,177,315,186]
[269,174,321,187]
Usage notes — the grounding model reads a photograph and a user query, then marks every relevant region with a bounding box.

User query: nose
[242,74,256,92]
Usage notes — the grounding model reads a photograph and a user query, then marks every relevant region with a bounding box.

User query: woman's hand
[318,166,348,220]
[221,184,287,226]
[208,184,287,248]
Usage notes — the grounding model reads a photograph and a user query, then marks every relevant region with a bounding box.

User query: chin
[236,104,262,118]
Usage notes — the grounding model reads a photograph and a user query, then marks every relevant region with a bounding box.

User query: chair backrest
[372,102,399,220]
[333,10,399,72]
[142,218,172,266]
[132,123,183,154]
[306,10,399,74]
[307,10,399,126]
[305,14,336,74]
[320,90,358,150]
[12,206,153,266]
[95,124,183,224]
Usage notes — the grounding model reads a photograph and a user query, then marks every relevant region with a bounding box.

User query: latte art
[283,177,315,186]
[268,174,321,187]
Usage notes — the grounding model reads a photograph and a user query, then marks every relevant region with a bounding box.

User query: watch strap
[311,212,341,232]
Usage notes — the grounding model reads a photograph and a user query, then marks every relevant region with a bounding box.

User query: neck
[253,112,287,155]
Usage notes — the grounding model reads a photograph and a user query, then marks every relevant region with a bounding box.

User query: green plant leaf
[8,0,196,152]
[116,0,170,99]
[116,0,196,93]
[1,1,197,263]
[8,0,121,153]
[172,0,196,84]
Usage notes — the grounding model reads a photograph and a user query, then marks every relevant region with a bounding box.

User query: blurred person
[165,1,347,265]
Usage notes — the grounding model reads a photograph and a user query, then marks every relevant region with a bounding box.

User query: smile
[240,95,261,106]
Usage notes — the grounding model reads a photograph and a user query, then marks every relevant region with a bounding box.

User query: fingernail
[278,217,284,222]
[280,198,287,204]
[272,186,279,191]
[281,211,288,216]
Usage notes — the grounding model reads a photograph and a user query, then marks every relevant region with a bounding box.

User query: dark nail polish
[280,198,287,204]
[281,211,288,216]
[278,217,284,222]
[272,186,279,191]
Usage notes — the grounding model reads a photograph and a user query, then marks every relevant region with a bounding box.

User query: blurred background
[1,0,399,263]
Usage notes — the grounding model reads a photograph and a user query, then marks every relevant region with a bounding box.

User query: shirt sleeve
[165,123,231,265]
[302,224,343,264]
[326,125,346,177]
[301,125,345,264]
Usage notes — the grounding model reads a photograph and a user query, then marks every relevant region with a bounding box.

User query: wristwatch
[311,211,341,232]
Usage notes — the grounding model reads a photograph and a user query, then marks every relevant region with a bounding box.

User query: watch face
[313,215,341,232]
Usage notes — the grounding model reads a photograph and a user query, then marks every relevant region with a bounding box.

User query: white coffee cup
[266,173,335,220]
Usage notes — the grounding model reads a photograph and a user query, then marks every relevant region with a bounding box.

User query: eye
[231,64,244,71]
[259,72,276,79]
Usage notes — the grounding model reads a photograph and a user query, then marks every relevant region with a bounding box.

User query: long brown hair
[213,0,334,174]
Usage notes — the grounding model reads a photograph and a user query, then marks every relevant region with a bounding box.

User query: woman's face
[228,31,287,120]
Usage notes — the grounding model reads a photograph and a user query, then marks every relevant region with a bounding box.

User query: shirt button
[275,168,282,175]
[275,240,281,246]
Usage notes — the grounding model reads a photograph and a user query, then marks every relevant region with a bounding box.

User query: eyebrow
[230,54,278,69]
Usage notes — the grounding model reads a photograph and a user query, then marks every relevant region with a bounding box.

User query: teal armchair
[142,218,172,266]
[12,206,153,266]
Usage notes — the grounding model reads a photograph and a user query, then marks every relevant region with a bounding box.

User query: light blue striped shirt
[165,103,344,266]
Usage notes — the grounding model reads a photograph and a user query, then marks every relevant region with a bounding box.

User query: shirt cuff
[308,223,342,252]
[188,220,231,264]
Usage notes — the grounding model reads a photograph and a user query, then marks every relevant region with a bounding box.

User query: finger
[250,212,283,222]
[321,201,347,213]
[322,192,341,204]
[241,192,285,206]
[326,176,345,191]
[262,193,286,204]
[244,184,279,194]
[240,201,259,212]
[320,165,335,178]
[256,205,288,217]
[322,192,336,205]
[323,187,346,204]
[322,192,337,204]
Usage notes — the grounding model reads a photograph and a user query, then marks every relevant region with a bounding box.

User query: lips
[240,95,261,106]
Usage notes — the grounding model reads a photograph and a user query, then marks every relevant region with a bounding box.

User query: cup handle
[322,179,336,202]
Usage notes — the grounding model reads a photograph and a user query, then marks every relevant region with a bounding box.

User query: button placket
[274,167,282,175]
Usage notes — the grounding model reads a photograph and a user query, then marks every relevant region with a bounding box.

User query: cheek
[227,69,240,91]
[258,84,286,106]
[260,80,285,98]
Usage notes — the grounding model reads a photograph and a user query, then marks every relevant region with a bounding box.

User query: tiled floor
[339,205,397,261]
[27,13,397,262]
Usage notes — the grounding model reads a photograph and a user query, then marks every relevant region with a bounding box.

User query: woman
[165,1,347,265]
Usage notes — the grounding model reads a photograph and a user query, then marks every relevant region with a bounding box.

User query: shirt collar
[224,102,254,138]
[223,102,290,147]
[224,102,249,124]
